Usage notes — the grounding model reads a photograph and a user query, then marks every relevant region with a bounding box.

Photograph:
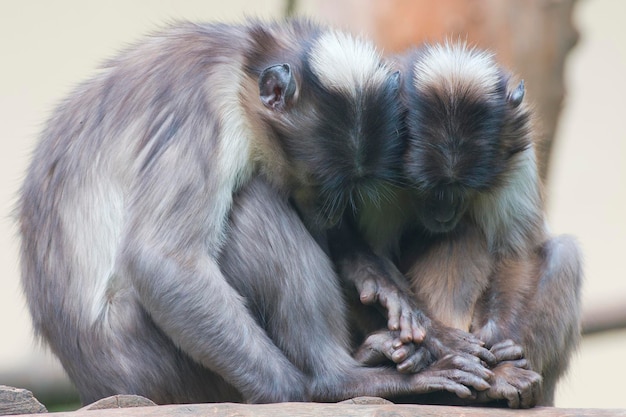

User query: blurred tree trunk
[304,0,579,186]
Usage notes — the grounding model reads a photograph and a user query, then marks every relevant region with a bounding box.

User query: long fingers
[485,363,542,409]
[396,346,431,373]
[413,364,491,398]
[490,339,525,364]
[411,375,474,399]
[356,275,426,344]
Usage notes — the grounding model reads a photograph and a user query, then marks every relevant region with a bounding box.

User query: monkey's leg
[220,177,491,402]
[63,293,242,405]
[120,240,309,404]
[19,179,247,404]
[473,234,583,407]
[20,209,245,404]
[522,234,582,406]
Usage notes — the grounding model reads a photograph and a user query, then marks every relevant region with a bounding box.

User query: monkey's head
[258,30,405,227]
[400,43,531,234]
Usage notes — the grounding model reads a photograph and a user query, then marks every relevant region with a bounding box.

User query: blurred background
[1,0,624,410]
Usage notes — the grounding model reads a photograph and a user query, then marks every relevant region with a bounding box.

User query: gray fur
[18,19,486,405]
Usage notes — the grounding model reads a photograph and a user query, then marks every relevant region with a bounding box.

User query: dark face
[298,71,405,225]
[259,63,405,227]
[403,73,529,234]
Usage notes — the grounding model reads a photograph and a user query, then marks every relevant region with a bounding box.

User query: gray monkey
[18,21,492,405]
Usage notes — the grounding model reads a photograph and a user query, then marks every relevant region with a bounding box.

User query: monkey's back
[16,19,318,349]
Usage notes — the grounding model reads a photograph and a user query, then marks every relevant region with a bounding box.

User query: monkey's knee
[539,234,583,295]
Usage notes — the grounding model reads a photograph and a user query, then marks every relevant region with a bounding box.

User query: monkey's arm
[327,218,426,343]
[119,143,309,403]
[328,219,496,372]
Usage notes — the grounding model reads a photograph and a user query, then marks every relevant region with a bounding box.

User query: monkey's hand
[355,295,495,370]
[355,328,495,379]
[355,329,432,371]
[475,362,542,408]
[489,339,527,366]
[354,257,426,344]
[460,339,542,408]
[408,354,492,399]
[419,321,497,369]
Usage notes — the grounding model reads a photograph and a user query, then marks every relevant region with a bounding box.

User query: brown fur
[337,43,582,408]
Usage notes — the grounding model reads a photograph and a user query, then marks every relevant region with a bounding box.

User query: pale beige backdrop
[0,0,624,409]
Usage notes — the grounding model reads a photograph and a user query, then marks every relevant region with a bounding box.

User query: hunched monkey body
[337,43,583,408]
[17,21,493,405]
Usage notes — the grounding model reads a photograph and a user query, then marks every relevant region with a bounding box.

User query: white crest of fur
[309,30,389,94]
[413,42,500,96]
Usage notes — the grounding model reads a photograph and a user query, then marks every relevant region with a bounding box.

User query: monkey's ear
[508,80,525,108]
[259,63,296,111]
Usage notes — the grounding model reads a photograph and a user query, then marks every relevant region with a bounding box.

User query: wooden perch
[3,389,626,416]
[2,393,626,417]
[8,400,626,417]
